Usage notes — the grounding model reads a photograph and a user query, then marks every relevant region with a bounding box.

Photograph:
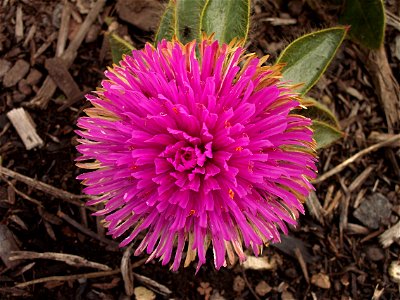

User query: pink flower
[76,36,317,271]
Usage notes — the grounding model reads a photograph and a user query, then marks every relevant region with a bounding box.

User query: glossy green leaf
[107,33,135,64]
[312,120,343,149]
[296,97,340,127]
[340,0,385,49]
[277,27,347,94]
[155,0,176,44]
[176,0,208,43]
[201,0,250,45]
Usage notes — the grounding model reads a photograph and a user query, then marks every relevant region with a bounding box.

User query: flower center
[174,147,197,171]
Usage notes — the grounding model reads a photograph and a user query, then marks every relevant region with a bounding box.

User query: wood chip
[116,0,164,32]
[134,286,156,300]
[281,290,295,300]
[353,188,367,208]
[311,273,331,289]
[9,214,28,230]
[45,57,81,100]
[388,261,400,283]
[345,86,363,100]
[28,0,106,109]
[255,281,272,296]
[26,68,42,86]
[242,255,277,271]
[43,221,57,241]
[372,285,385,300]
[6,108,44,150]
[379,221,400,248]
[3,59,30,87]
[232,276,245,293]
[15,5,24,43]
[12,262,36,277]
[0,224,21,269]
[346,223,370,235]
[0,58,11,78]
[305,190,325,225]
[348,166,374,192]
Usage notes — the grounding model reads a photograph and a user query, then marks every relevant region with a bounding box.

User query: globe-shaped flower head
[76,36,317,271]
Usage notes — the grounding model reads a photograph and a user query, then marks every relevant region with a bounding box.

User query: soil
[0,0,399,299]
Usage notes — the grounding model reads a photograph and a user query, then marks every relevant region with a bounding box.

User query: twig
[23,24,36,48]
[13,257,147,289]
[261,17,297,26]
[14,269,121,288]
[241,269,261,300]
[294,247,310,283]
[360,228,385,244]
[0,175,42,206]
[368,131,400,147]
[33,32,58,59]
[313,134,400,184]
[133,272,172,296]
[56,0,71,57]
[339,191,350,249]
[0,166,94,211]
[121,244,134,296]
[9,251,111,271]
[28,0,106,109]
[386,11,400,32]
[57,210,119,249]
[0,122,10,138]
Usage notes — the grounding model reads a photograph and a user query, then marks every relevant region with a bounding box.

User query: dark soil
[1,0,399,299]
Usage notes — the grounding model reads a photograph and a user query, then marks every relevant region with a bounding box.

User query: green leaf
[155,0,176,44]
[201,0,250,45]
[295,97,340,127]
[312,120,343,149]
[176,0,208,43]
[107,33,135,64]
[340,0,385,49]
[277,27,347,94]
[292,97,342,148]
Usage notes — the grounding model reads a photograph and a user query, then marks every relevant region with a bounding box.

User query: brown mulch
[0,0,399,299]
